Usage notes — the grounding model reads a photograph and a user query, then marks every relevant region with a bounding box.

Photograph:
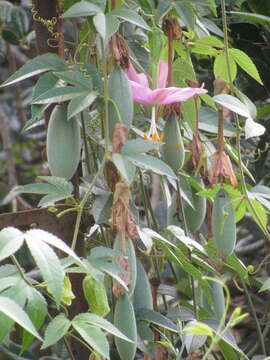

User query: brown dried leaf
[187,136,206,176]
[155,343,168,360]
[111,181,137,254]
[112,123,128,153]
[112,256,130,298]
[109,33,130,70]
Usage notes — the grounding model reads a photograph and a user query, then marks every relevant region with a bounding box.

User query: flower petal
[129,80,156,105]
[127,62,149,88]
[158,60,168,88]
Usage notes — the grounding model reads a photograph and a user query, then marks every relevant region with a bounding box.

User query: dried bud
[111,181,138,253]
[213,76,230,96]
[162,15,182,40]
[112,123,128,153]
[109,33,130,70]
[210,151,237,188]
[112,256,130,298]
[187,136,207,177]
[163,103,183,119]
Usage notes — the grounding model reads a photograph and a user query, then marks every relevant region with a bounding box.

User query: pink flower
[127,60,207,106]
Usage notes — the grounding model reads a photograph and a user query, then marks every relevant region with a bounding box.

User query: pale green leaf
[111,9,151,31]
[62,1,101,18]
[41,314,71,349]
[0,227,24,262]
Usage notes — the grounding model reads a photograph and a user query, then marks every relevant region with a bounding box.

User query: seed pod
[180,175,206,232]
[108,67,133,141]
[212,189,236,256]
[114,234,137,297]
[133,259,153,312]
[163,113,184,173]
[114,293,137,360]
[82,275,110,317]
[46,103,80,180]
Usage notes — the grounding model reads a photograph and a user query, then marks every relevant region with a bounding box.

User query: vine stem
[221,0,266,355]
[71,156,106,250]
[241,279,266,355]
[221,0,270,241]
[81,112,91,175]
[101,38,110,155]
[176,181,198,319]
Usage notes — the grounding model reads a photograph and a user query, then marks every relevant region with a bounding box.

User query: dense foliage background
[1,0,270,359]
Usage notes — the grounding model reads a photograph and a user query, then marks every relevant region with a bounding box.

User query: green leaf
[214,51,237,82]
[112,154,136,184]
[93,12,106,40]
[105,14,120,41]
[126,153,177,179]
[32,72,59,102]
[111,9,151,31]
[16,176,73,208]
[25,229,82,265]
[73,313,133,342]
[174,0,196,30]
[247,198,267,228]
[10,5,29,37]
[0,1,13,22]
[0,296,42,341]
[199,107,235,137]
[184,321,213,337]
[72,321,110,359]
[173,58,196,82]
[1,53,66,87]
[54,70,92,89]
[32,86,87,104]
[259,278,270,292]
[67,92,97,119]
[0,227,24,262]
[21,288,47,354]
[230,11,270,26]
[122,139,159,155]
[213,94,250,118]
[136,308,178,333]
[41,314,71,349]
[226,253,248,281]
[229,48,263,85]
[25,235,64,308]
[245,117,265,140]
[219,339,239,360]
[62,1,101,18]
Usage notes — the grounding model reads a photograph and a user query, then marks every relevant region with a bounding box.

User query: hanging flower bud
[162,15,182,41]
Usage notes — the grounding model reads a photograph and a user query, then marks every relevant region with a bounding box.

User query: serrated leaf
[25,235,64,308]
[126,153,177,179]
[33,85,87,104]
[21,288,47,354]
[67,92,97,119]
[0,227,24,262]
[1,53,66,87]
[173,58,196,82]
[72,321,109,359]
[111,8,151,31]
[0,296,42,341]
[214,51,237,82]
[213,94,250,118]
[73,313,133,342]
[41,314,71,349]
[112,154,136,184]
[229,48,263,85]
[62,1,101,18]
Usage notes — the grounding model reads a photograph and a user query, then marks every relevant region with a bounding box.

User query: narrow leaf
[41,314,71,349]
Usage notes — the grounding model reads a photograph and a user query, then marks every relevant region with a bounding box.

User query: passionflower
[127,60,207,140]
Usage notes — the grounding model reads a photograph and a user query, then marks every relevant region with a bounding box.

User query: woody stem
[218,108,224,154]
